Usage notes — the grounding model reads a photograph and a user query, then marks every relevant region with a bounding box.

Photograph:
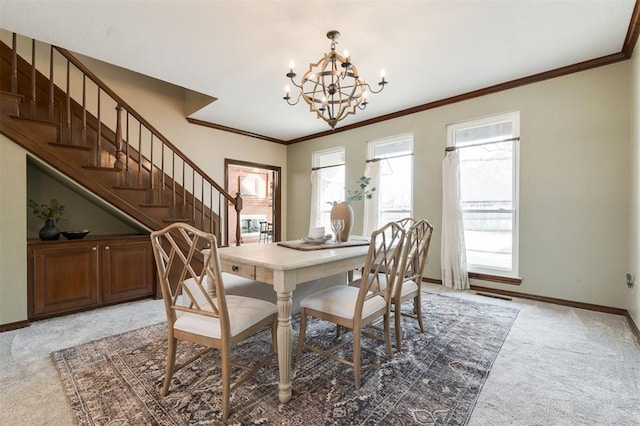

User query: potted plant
[28,198,65,240]
[329,176,376,241]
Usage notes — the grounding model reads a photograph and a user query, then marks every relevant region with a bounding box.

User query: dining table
[216,238,370,403]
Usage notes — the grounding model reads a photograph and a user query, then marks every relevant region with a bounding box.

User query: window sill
[468,272,521,285]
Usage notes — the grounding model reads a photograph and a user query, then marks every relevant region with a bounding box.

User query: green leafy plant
[28,198,65,221]
[329,176,376,205]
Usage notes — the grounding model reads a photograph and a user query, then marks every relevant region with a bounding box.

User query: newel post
[114,104,124,170]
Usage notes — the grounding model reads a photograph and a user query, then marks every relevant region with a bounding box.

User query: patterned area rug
[52,293,518,425]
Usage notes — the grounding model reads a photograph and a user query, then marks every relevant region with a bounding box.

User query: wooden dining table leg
[276,287,293,403]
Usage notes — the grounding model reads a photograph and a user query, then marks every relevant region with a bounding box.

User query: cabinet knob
[232,265,239,272]
[92,246,97,251]
[105,246,110,250]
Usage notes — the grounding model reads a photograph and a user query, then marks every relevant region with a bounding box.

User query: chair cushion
[300,285,386,320]
[398,279,419,298]
[174,295,276,340]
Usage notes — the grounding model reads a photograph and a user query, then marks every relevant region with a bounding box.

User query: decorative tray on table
[302,235,332,244]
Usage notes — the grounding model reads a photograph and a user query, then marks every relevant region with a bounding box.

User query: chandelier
[283,30,388,129]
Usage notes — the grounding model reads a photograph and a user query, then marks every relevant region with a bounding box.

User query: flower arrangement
[329,176,376,205]
[28,198,65,222]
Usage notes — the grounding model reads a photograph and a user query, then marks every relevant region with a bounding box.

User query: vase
[330,202,354,242]
[39,219,60,241]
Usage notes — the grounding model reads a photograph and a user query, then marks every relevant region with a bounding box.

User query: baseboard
[424,277,640,346]
[625,311,640,346]
[0,319,30,333]
[469,284,627,315]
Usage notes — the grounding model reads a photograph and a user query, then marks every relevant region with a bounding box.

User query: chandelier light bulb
[289,60,295,71]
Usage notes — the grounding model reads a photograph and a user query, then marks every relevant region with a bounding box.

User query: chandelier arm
[289,78,303,90]
[284,92,302,106]
[365,81,387,94]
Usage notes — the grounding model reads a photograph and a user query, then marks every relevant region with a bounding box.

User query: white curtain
[363,160,381,236]
[441,149,470,290]
[309,170,320,229]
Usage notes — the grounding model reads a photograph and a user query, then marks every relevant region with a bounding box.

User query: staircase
[0,32,242,245]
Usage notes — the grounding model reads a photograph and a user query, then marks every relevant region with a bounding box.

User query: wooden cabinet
[28,235,155,320]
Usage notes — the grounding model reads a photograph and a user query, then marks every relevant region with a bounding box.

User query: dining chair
[150,222,277,421]
[295,221,405,389]
[259,221,273,243]
[393,218,434,350]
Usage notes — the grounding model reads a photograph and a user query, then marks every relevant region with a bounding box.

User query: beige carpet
[1,283,640,425]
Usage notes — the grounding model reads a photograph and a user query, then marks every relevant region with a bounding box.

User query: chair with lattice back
[393,218,434,350]
[295,221,405,389]
[149,222,277,421]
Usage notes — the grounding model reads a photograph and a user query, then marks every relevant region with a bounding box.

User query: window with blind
[447,112,520,277]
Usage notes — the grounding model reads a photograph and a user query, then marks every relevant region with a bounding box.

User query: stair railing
[4,31,243,246]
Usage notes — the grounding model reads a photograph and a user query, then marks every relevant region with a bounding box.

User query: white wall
[287,62,631,309]
[0,135,27,325]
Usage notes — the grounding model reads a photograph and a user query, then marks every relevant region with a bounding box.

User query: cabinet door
[31,243,100,317]
[101,239,154,303]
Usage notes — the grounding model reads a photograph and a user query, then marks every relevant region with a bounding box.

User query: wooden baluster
[182,161,186,208]
[125,112,130,184]
[137,122,142,187]
[161,142,165,203]
[172,152,176,205]
[149,134,154,193]
[66,60,71,134]
[96,88,101,166]
[30,39,36,117]
[219,194,224,243]
[192,169,196,220]
[48,45,54,119]
[10,33,17,94]
[209,187,214,234]
[114,104,123,170]
[201,177,205,227]
[81,75,87,145]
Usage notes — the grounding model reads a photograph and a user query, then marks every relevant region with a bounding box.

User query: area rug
[52,293,518,425]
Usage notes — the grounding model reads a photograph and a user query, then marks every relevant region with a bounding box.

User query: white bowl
[308,226,325,239]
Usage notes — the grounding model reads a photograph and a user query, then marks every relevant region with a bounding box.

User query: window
[366,134,413,228]
[447,112,520,277]
[312,147,345,231]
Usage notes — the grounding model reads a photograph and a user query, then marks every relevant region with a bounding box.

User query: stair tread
[49,142,91,151]
[10,114,58,127]
[140,203,172,208]
[113,186,149,191]
[82,166,121,172]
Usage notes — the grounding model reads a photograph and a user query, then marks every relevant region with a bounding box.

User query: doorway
[225,159,281,245]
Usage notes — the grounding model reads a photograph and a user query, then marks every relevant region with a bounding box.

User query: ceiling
[0,1,637,142]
